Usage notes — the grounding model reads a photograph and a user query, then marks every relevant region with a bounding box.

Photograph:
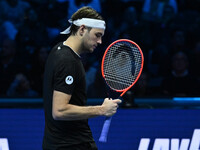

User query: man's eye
[96,34,101,38]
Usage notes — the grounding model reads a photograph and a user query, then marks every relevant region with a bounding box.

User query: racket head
[101,39,144,97]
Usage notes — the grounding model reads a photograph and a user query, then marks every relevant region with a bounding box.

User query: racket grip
[99,116,112,142]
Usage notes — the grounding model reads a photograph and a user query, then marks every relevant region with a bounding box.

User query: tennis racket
[99,39,144,142]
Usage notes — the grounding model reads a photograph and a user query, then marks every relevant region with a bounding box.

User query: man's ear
[79,25,86,36]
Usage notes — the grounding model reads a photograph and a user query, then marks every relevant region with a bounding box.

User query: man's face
[82,28,105,53]
[172,53,188,73]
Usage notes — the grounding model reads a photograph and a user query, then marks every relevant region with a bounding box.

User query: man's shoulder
[51,42,71,56]
[51,43,77,63]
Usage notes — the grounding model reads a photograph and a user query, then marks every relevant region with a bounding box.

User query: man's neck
[64,36,82,55]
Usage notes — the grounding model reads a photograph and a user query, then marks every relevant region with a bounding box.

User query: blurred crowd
[0,0,200,98]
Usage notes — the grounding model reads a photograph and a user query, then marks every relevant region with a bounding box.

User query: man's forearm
[53,104,104,121]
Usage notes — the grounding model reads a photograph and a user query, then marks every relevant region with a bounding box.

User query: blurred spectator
[149,44,170,76]
[142,0,178,21]
[117,6,139,39]
[65,0,102,19]
[35,0,68,40]
[87,67,107,98]
[7,73,38,97]
[132,71,151,97]
[15,7,49,67]
[0,38,24,96]
[1,0,200,99]
[170,29,187,54]
[121,72,151,107]
[0,0,30,39]
[155,29,188,77]
[122,72,151,108]
[29,45,49,96]
[0,21,18,40]
[161,51,200,97]
[158,4,176,28]
[84,59,99,90]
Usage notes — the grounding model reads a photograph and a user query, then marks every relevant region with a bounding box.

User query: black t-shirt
[42,42,94,149]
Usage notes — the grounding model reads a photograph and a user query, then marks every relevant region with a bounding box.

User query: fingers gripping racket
[99,39,144,142]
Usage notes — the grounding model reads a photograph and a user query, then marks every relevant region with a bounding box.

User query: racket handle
[99,116,112,142]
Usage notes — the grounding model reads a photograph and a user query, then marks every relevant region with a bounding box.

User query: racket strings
[103,41,142,90]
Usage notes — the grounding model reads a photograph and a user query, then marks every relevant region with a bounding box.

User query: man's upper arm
[52,90,72,120]
[54,57,77,95]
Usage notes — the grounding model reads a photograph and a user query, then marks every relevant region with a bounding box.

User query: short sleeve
[54,59,77,94]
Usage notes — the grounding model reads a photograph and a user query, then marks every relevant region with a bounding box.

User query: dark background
[0,0,200,102]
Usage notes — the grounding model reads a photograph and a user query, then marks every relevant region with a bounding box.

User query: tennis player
[42,6,121,150]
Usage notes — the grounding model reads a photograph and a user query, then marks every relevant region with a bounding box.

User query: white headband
[60,18,106,34]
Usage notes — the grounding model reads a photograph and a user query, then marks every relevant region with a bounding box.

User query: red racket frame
[101,39,144,97]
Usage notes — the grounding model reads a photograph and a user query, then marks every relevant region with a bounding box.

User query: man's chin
[88,48,95,53]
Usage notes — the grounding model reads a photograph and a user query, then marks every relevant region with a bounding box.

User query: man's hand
[101,98,122,117]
